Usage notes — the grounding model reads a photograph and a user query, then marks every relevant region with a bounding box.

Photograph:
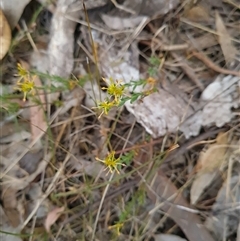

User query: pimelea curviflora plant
[97,77,157,117]
[96,151,126,174]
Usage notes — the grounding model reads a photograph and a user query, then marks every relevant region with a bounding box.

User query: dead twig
[191,51,240,77]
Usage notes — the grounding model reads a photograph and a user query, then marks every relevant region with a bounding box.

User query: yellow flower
[68,79,78,90]
[109,222,123,236]
[146,77,156,87]
[97,99,115,117]
[102,78,125,101]
[15,77,35,101]
[96,151,125,174]
[17,63,28,78]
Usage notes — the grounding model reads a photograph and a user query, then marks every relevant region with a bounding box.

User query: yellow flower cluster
[15,63,36,101]
[97,77,125,117]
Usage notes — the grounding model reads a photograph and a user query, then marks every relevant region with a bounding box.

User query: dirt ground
[0,0,240,241]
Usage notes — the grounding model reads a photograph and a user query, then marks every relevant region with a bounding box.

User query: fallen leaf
[44,206,64,232]
[196,132,228,172]
[184,5,210,22]
[2,188,22,227]
[1,0,31,29]
[0,9,11,60]
[215,11,237,65]
[146,169,215,241]
[190,132,228,204]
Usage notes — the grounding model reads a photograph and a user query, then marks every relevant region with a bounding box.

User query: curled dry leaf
[0,8,11,60]
[44,206,64,233]
[190,132,228,205]
[215,11,237,66]
[184,4,210,22]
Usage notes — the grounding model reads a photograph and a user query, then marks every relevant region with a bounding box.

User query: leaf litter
[0,0,240,241]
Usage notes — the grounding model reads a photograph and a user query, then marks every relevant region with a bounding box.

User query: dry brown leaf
[184,5,210,22]
[190,132,228,204]
[215,11,237,65]
[147,169,215,241]
[44,206,64,232]
[196,132,228,172]
[0,9,11,60]
[1,188,22,227]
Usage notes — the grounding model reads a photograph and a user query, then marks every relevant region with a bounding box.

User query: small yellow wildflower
[102,78,125,101]
[68,79,78,90]
[146,77,156,89]
[15,78,35,101]
[109,222,124,236]
[96,151,125,174]
[97,99,115,117]
[17,63,28,78]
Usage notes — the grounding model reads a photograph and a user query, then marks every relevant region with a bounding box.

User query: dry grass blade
[192,51,240,76]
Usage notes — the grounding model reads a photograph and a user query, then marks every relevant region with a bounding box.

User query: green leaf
[149,56,160,66]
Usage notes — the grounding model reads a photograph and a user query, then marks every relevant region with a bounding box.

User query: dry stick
[170,51,205,90]
[192,51,240,77]
[91,172,115,241]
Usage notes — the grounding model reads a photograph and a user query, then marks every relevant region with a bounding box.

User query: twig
[110,0,136,14]
[91,172,114,241]
[192,51,240,77]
